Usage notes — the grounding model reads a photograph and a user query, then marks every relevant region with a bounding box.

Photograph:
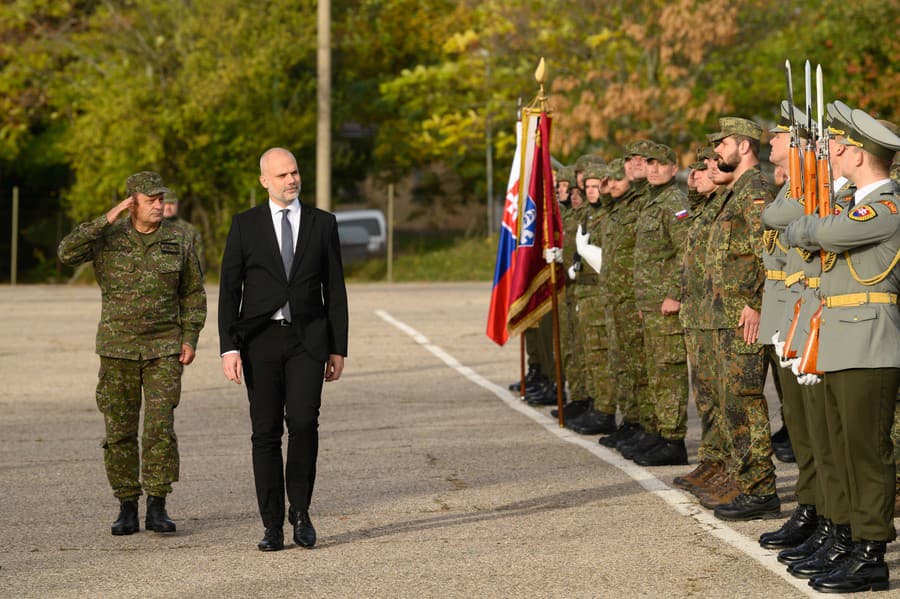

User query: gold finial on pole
[534,57,546,109]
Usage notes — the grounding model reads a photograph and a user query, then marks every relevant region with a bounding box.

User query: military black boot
[550,399,589,420]
[778,517,833,564]
[810,540,890,593]
[788,523,853,579]
[634,438,688,466]
[599,422,640,448]
[567,406,616,435]
[621,431,662,460]
[145,495,176,533]
[759,504,818,549]
[111,500,139,536]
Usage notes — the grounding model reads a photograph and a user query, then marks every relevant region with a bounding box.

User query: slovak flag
[486,117,537,345]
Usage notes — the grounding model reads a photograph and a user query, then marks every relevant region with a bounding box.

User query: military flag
[506,111,564,336]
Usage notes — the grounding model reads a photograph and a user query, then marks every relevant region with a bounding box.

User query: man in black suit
[219,147,348,551]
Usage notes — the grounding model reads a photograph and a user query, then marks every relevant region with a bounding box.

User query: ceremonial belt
[824,292,898,308]
[785,271,806,287]
[578,273,600,285]
[804,277,820,289]
[766,269,786,281]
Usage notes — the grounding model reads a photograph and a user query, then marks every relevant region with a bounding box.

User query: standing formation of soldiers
[511,99,899,594]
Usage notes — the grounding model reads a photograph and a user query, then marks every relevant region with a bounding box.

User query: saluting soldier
[780,110,900,594]
[58,172,207,536]
[699,118,778,521]
[630,143,691,466]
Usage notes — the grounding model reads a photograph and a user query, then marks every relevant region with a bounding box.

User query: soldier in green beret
[696,117,778,521]
[630,143,691,465]
[781,109,900,593]
[58,171,207,536]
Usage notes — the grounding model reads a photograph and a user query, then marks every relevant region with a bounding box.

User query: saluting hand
[106,196,134,224]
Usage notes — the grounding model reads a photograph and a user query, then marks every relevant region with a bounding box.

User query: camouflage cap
[606,158,626,180]
[689,146,717,170]
[126,171,171,198]
[838,109,900,162]
[556,165,575,184]
[646,143,676,165]
[582,165,608,181]
[625,139,656,158]
[163,192,178,204]
[574,153,605,172]
[827,101,854,137]
[706,117,763,143]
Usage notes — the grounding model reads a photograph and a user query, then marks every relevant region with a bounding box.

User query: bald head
[259,147,301,207]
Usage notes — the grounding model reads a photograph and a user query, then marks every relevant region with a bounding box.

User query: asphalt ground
[1,282,896,598]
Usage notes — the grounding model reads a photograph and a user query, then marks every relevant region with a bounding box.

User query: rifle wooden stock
[782,297,803,359]
[798,301,825,375]
[816,157,832,268]
[803,147,817,215]
[789,146,803,200]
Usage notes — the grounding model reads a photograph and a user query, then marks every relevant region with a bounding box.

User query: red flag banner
[506,111,563,336]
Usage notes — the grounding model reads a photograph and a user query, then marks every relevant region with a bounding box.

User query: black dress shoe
[788,523,853,579]
[111,500,139,536]
[145,495,176,533]
[289,508,316,548]
[567,406,616,435]
[599,422,640,448]
[525,381,557,405]
[550,399,589,420]
[759,504,818,549]
[258,527,284,551]
[773,443,796,463]
[778,518,833,564]
[810,540,890,593]
[634,438,688,466]
[713,493,781,521]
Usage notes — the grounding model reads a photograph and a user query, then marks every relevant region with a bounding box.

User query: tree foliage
[0,0,896,280]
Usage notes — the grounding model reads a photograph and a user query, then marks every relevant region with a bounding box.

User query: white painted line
[375,309,824,598]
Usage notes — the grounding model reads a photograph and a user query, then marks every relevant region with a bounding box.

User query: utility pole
[316,0,332,211]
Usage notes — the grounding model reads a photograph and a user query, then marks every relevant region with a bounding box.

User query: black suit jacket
[218,201,348,361]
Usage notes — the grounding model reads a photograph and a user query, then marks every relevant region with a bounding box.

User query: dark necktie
[280,209,293,321]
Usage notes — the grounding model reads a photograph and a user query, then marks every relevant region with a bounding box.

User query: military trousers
[684,328,729,464]
[802,381,845,524]
[96,354,183,500]
[605,300,646,424]
[561,287,587,403]
[575,284,612,413]
[640,311,687,440]
[824,368,900,542]
[713,328,775,496]
[773,346,816,506]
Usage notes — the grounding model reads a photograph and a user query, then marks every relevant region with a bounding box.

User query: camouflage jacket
[575,201,605,289]
[166,216,205,274]
[698,166,772,329]
[679,188,725,328]
[633,180,690,311]
[58,215,207,360]
[601,183,646,305]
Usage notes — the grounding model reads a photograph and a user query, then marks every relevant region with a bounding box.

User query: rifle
[785,60,804,201]
[802,60,818,216]
[797,64,832,376]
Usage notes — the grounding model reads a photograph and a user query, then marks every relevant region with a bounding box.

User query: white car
[334,209,387,262]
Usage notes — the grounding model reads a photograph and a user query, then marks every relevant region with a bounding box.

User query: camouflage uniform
[681,181,729,465]
[58,174,206,500]
[698,165,775,496]
[167,216,205,275]
[559,178,587,403]
[602,177,648,426]
[634,168,690,441]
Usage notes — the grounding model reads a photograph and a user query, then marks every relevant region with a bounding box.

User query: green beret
[625,139,656,158]
[606,158,626,180]
[647,143,676,165]
[574,153,605,172]
[707,117,763,143]
[582,165,607,181]
[838,109,900,162]
[556,166,575,184]
[126,171,171,197]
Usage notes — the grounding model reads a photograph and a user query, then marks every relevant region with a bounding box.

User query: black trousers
[242,321,325,528]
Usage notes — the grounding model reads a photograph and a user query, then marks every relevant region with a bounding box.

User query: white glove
[771,331,785,359]
[574,224,603,274]
[797,373,821,386]
[790,359,803,377]
[567,264,577,280]
[543,247,563,264]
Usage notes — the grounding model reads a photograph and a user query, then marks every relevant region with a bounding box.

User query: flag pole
[533,58,566,427]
